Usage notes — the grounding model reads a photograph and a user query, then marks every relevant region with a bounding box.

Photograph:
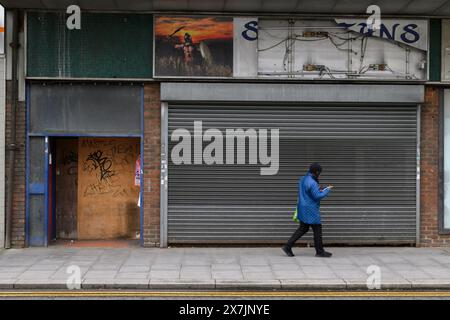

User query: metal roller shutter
[167,104,418,244]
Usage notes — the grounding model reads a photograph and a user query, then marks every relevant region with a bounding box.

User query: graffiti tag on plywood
[80,139,139,198]
[84,150,116,182]
[83,181,129,198]
[82,149,123,197]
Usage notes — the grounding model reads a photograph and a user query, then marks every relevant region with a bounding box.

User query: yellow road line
[0,291,450,297]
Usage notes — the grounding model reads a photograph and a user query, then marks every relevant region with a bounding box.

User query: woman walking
[282,163,333,258]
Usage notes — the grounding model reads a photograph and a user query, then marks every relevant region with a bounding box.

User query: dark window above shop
[26,12,153,79]
[29,83,142,135]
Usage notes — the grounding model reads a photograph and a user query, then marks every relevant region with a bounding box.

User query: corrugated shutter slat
[168,105,417,244]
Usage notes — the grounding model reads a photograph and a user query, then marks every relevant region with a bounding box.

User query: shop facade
[160,83,422,245]
[26,83,143,246]
[2,4,450,247]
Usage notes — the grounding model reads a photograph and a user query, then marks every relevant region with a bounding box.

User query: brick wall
[420,86,450,246]
[5,81,26,248]
[143,83,161,246]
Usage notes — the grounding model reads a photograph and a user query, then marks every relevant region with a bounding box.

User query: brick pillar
[5,81,26,248]
[420,86,450,246]
[143,83,161,247]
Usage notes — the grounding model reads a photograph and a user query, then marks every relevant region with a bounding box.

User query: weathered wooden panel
[55,138,78,240]
[77,138,140,240]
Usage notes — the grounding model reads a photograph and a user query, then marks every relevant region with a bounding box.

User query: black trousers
[285,222,325,254]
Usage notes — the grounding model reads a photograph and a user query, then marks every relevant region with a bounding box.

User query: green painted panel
[27,12,153,78]
[429,19,441,82]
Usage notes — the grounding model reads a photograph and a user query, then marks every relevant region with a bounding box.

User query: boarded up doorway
[54,137,141,241]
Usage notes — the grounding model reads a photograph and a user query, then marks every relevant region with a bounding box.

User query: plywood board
[55,138,78,239]
[77,138,140,240]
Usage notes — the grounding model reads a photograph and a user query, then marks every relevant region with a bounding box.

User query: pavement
[0,246,449,290]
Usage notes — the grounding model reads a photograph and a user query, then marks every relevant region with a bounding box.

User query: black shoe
[315,251,332,258]
[282,245,295,257]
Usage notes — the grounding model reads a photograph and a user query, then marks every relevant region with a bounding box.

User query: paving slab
[330,264,364,271]
[90,264,122,271]
[243,272,276,280]
[28,264,63,271]
[0,272,26,279]
[212,257,238,264]
[154,258,183,264]
[431,255,450,264]
[182,259,212,266]
[348,257,381,266]
[333,271,368,279]
[181,266,211,272]
[0,266,28,272]
[149,271,180,279]
[239,258,269,265]
[119,266,151,273]
[212,270,244,280]
[64,260,97,267]
[150,264,181,271]
[84,271,119,278]
[324,257,354,265]
[18,271,56,279]
[270,263,301,271]
[211,264,241,271]
[296,258,329,266]
[375,254,409,264]
[272,271,306,280]
[242,266,272,273]
[116,272,150,279]
[302,265,334,272]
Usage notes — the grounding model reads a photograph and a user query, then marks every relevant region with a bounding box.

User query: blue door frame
[25,85,145,247]
[25,136,49,247]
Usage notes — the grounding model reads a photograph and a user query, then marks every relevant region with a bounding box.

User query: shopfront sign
[233,17,258,77]
[256,18,428,80]
[154,16,429,80]
[335,19,428,51]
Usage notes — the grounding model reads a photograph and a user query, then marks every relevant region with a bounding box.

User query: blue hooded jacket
[297,172,331,225]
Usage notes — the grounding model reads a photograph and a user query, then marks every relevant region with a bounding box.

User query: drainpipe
[5,10,20,249]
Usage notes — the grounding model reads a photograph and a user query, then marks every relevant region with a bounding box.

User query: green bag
[292,207,299,222]
[292,195,300,222]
